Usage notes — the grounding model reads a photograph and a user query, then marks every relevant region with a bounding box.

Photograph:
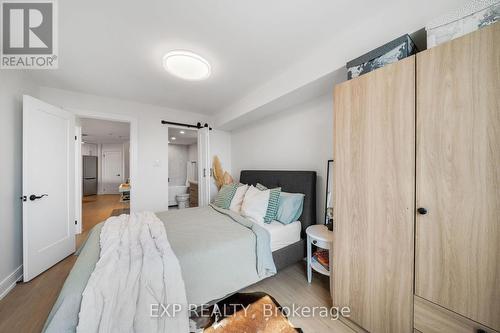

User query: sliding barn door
[197,127,210,206]
[415,23,500,330]
[333,57,415,332]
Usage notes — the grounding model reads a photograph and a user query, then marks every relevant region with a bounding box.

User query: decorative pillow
[255,183,268,191]
[256,183,281,223]
[241,185,270,223]
[275,192,305,224]
[214,184,238,209]
[229,184,248,213]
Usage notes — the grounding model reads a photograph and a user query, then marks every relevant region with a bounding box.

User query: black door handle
[29,194,48,201]
[417,207,428,215]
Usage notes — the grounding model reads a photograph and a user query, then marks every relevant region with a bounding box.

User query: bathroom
[168,127,198,209]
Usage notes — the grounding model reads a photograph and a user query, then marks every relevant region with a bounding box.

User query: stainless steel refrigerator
[83,155,98,196]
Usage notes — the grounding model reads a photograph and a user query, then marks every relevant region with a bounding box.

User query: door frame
[74,126,82,234]
[73,109,137,234]
[166,124,209,208]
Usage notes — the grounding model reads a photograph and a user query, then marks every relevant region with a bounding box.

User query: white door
[23,95,75,282]
[208,130,232,202]
[197,127,210,206]
[102,151,123,194]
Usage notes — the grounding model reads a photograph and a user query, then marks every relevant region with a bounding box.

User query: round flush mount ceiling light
[162,50,211,81]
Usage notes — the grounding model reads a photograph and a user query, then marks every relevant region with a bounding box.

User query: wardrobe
[331,22,499,333]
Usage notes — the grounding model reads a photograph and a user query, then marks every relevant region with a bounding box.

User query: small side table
[118,183,131,202]
[306,224,333,283]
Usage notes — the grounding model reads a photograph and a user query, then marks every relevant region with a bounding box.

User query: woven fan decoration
[213,156,233,189]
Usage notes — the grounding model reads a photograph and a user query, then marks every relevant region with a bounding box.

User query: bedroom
[0,0,498,332]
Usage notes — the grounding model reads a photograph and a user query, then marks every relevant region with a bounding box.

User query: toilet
[176,193,190,209]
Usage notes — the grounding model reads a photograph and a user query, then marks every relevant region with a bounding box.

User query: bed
[240,170,316,270]
[43,170,316,332]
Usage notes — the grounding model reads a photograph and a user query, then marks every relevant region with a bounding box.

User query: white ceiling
[168,128,197,145]
[80,118,130,144]
[28,0,405,114]
[31,0,467,117]
[213,0,468,128]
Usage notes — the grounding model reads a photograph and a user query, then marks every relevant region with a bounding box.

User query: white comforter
[77,212,189,333]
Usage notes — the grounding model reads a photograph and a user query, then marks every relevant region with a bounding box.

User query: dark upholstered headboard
[240,170,317,237]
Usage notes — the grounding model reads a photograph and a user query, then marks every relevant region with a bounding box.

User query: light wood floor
[0,196,351,333]
[243,265,354,332]
[81,194,129,235]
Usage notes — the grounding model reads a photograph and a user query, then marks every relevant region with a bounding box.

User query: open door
[22,95,75,282]
[197,127,210,206]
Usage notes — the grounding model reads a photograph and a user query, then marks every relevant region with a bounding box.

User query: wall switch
[153,160,161,167]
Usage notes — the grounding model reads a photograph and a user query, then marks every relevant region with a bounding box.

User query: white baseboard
[0,265,23,300]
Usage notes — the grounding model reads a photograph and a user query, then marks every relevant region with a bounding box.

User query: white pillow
[241,185,270,223]
[229,184,248,213]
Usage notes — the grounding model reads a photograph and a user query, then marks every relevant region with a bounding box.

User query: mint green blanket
[43,205,276,333]
[208,204,276,277]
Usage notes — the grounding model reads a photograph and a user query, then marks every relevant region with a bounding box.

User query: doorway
[167,125,211,209]
[21,95,138,281]
[77,118,131,234]
[168,127,199,209]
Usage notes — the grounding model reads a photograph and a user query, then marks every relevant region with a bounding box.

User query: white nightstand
[306,224,333,283]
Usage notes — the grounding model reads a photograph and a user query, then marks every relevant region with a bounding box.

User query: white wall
[123,141,130,180]
[230,93,333,224]
[38,87,210,212]
[168,144,189,186]
[187,143,198,183]
[188,143,198,162]
[0,72,38,299]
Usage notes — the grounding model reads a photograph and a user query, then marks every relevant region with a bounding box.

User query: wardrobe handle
[417,207,428,215]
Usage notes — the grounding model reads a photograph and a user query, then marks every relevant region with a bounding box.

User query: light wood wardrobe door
[415,23,500,330]
[333,56,415,333]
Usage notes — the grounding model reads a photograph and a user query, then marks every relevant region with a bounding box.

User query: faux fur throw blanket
[77,212,189,333]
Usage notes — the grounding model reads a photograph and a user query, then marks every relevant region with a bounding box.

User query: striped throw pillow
[256,183,281,223]
[214,184,238,209]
